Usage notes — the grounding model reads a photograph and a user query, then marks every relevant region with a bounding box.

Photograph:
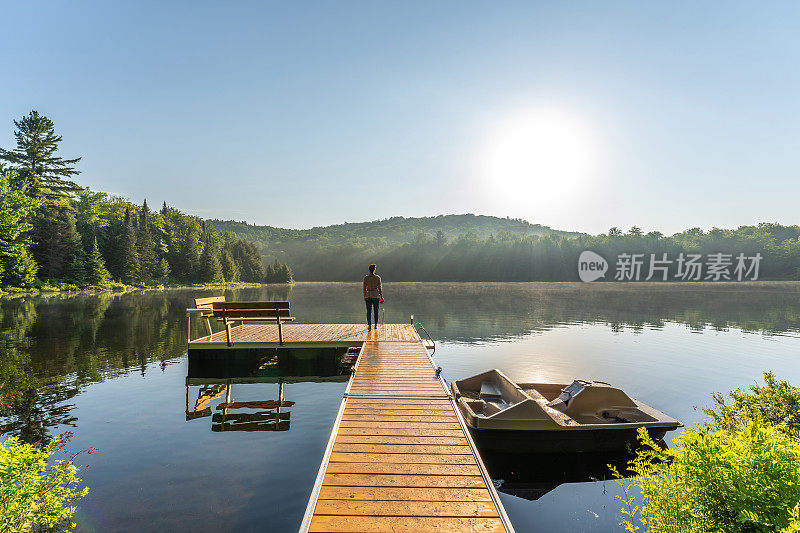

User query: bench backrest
[210,301,291,319]
[195,296,225,317]
[195,296,226,309]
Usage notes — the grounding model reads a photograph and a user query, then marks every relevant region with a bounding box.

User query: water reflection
[482,448,642,501]
[186,382,293,432]
[183,347,354,433]
[1,283,799,442]
[0,283,798,532]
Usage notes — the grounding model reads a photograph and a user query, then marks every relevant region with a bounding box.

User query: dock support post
[277,303,284,345]
[223,307,232,346]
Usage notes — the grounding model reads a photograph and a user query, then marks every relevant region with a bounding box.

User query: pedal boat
[451,369,682,453]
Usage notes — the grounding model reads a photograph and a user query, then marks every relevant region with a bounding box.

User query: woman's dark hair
[369,264,376,273]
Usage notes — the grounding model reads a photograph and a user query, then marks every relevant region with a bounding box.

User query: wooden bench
[194,296,295,346]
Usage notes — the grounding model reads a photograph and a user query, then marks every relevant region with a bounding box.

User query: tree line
[215,223,800,281]
[0,111,293,290]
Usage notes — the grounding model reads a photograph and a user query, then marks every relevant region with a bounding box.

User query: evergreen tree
[164,212,202,282]
[120,207,140,284]
[65,246,87,284]
[30,204,81,279]
[232,240,265,281]
[265,261,275,282]
[198,236,223,283]
[137,200,157,283]
[4,249,38,288]
[279,262,294,283]
[86,236,111,285]
[264,260,293,283]
[0,111,81,198]
[155,258,170,281]
[265,259,278,283]
[103,215,126,280]
[221,249,240,283]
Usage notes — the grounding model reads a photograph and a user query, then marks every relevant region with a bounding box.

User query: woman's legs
[365,298,379,327]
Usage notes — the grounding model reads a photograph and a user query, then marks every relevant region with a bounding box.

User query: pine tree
[221,249,240,283]
[155,258,170,281]
[30,204,81,279]
[121,207,140,284]
[198,236,223,283]
[65,245,87,284]
[4,249,38,288]
[273,260,282,282]
[86,236,110,285]
[279,262,294,284]
[233,240,266,282]
[0,111,81,198]
[137,200,157,283]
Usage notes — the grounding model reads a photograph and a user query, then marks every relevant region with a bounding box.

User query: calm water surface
[2,282,799,532]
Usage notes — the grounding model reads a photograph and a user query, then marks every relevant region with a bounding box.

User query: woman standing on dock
[363,264,383,329]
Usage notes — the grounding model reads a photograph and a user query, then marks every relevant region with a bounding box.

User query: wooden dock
[188,323,420,348]
[299,329,514,532]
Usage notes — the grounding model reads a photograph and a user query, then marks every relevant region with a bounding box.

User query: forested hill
[207,215,583,280]
[209,214,580,246]
[209,213,800,282]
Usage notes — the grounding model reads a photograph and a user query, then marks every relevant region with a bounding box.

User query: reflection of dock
[299,330,514,532]
[185,380,293,432]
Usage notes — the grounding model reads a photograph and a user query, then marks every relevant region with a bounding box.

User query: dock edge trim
[298,395,348,533]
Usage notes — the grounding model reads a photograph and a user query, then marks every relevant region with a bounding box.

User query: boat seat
[479,381,503,401]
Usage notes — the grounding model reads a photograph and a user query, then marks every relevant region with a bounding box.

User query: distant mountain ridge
[207,214,583,281]
[208,214,582,247]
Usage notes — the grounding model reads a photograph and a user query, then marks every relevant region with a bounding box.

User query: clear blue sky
[1,2,798,235]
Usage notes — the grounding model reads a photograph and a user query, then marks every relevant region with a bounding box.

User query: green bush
[616,374,800,532]
[616,423,800,532]
[0,435,89,532]
[704,372,800,436]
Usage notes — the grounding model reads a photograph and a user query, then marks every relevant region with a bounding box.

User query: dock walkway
[189,323,420,348]
[300,329,513,532]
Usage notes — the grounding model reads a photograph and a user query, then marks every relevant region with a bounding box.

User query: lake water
[2,282,799,532]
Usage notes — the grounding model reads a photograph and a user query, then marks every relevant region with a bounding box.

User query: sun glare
[482,108,598,203]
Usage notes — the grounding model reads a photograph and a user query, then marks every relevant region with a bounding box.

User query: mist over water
[2,282,799,532]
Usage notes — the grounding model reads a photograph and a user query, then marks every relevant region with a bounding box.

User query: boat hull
[468,425,673,453]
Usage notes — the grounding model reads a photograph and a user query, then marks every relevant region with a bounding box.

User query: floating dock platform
[189,322,513,532]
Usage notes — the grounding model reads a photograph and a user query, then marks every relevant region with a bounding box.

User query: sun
[481,108,598,203]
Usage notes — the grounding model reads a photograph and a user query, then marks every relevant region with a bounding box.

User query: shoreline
[2,279,798,300]
[0,281,292,299]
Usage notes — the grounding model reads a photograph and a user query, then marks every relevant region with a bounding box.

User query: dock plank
[309,516,505,532]
[312,500,499,518]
